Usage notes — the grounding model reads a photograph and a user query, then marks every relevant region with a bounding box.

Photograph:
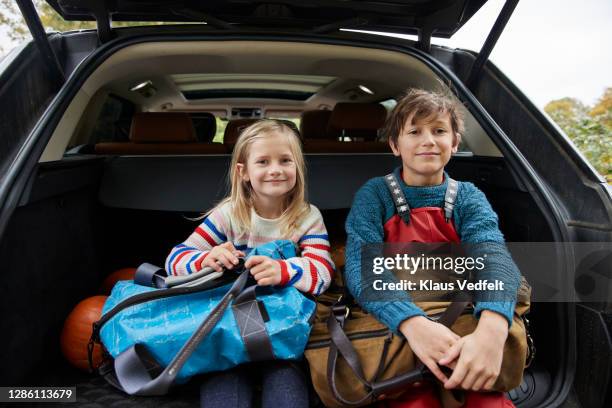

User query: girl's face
[237,131,297,204]
[389,112,460,185]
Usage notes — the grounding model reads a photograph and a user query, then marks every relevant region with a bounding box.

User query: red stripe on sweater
[278,260,290,286]
[300,243,331,251]
[194,252,209,271]
[172,250,195,275]
[308,261,318,294]
[304,252,334,276]
[195,226,217,247]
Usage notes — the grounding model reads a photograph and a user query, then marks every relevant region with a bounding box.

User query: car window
[379,98,397,112]
[268,117,301,132]
[89,95,135,144]
[213,117,228,143]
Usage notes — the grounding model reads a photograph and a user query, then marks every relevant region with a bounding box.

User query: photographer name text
[372,279,505,291]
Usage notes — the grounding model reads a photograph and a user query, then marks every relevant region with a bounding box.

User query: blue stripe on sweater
[166,246,194,273]
[185,252,201,274]
[299,234,328,242]
[204,218,227,242]
[287,262,303,286]
[315,279,325,296]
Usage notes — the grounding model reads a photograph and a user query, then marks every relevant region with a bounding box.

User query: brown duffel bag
[304,278,533,408]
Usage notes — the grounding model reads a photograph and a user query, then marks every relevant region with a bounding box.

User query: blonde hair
[212,119,310,237]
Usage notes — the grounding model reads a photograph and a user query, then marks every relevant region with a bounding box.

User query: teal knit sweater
[345,167,520,333]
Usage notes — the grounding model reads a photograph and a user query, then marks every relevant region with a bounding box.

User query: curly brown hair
[383,88,465,147]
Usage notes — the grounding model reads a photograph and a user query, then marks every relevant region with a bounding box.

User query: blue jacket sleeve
[345,180,425,334]
[454,182,521,326]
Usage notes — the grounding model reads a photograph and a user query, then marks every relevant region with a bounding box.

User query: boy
[344,89,521,407]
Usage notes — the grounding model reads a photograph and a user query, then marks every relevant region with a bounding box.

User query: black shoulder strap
[384,173,459,224]
[444,178,458,222]
[384,173,411,224]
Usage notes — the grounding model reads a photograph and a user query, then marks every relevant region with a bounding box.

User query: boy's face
[389,112,460,185]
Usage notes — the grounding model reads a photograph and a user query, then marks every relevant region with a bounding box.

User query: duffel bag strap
[326,300,469,405]
[232,285,275,362]
[112,268,252,396]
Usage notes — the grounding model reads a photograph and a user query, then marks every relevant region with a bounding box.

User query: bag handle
[326,299,469,405]
[112,268,253,396]
[232,285,276,362]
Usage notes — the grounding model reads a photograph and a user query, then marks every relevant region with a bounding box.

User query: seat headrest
[327,103,387,140]
[223,119,259,145]
[191,112,217,142]
[130,112,197,143]
[300,110,332,140]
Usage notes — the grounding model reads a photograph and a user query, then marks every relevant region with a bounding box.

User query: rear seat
[300,110,332,140]
[223,118,259,150]
[302,103,390,153]
[95,112,226,155]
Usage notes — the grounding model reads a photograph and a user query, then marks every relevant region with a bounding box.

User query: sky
[0,0,610,109]
[437,0,611,107]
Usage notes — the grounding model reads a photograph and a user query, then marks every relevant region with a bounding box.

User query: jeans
[200,360,309,408]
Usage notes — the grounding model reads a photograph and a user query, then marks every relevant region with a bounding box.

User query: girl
[165,119,335,408]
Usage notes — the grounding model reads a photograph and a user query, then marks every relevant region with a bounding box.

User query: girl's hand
[439,310,509,391]
[399,316,460,383]
[203,242,245,272]
[245,256,282,286]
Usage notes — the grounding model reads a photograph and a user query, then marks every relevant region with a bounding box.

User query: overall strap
[444,178,458,222]
[384,173,410,224]
[384,173,459,224]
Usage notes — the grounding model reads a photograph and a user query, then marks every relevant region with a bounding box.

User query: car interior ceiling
[0,39,563,407]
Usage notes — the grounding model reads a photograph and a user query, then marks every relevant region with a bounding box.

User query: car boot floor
[35,363,552,407]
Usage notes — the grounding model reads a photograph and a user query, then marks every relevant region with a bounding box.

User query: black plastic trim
[15,0,65,84]
[466,0,519,89]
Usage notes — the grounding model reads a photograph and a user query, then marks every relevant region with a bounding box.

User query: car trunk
[4,1,609,406]
[0,152,560,407]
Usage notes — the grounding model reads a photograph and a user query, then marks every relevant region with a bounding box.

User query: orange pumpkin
[60,295,107,371]
[100,267,136,294]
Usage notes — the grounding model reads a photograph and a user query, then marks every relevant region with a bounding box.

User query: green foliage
[545,88,612,183]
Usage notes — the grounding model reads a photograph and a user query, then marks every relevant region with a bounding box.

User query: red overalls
[379,173,514,408]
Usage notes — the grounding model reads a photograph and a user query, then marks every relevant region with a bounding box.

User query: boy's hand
[245,256,282,286]
[399,316,460,383]
[439,310,508,391]
[203,242,245,272]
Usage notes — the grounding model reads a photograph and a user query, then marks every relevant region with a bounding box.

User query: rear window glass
[268,116,301,132]
[379,98,397,111]
[213,117,228,143]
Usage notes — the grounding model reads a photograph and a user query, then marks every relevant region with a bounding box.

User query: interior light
[130,80,153,92]
[358,85,374,95]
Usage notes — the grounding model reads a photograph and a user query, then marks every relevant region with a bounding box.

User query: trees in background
[0,0,94,48]
[545,88,612,183]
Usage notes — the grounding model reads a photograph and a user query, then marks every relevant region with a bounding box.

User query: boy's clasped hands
[400,310,509,392]
[202,242,282,286]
